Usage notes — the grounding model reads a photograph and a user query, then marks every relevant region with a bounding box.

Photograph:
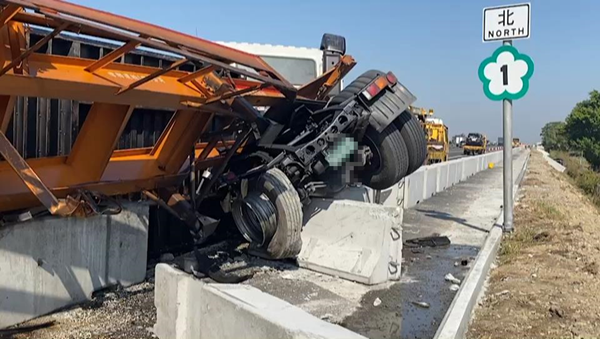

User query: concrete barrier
[154,264,367,339]
[0,203,149,329]
[402,150,505,209]
[539,149,566,172]
[299,199,402,285]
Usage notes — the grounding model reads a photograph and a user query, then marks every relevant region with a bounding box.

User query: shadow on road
[416,209,490,233]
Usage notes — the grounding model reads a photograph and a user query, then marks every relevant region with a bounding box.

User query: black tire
[255,168,303,259]
[361,124,409,190]
[393,110,427,175]
[329,70,385,106]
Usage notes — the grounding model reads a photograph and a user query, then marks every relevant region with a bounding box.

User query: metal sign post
[480,3,533,232]
[502,39,514,231]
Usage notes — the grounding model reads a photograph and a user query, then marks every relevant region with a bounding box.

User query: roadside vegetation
[541,90,600,206]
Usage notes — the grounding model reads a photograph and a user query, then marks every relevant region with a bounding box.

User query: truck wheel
[361,124,409,190]
[393,110,427,175]
[232,168,303,259]
[329,70,385,106]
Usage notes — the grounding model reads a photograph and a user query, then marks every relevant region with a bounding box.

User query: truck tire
[248,168,303,259]
[394,110,427,175]
[329,70,385,106]
[361,124,409,190]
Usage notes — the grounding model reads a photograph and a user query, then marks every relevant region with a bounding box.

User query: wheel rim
[361,133,383,175]
[232,192,277,246]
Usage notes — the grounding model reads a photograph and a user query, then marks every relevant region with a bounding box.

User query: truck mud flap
[369,82,416,133]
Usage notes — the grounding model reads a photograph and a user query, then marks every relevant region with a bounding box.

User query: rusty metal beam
[6,21,25,74]
[0,21,69,76]
[298,55,356,100]
[204,83,268,105]
[66,103,134,181]
[178,64,218,83]
[0,4,20,29]
[117,58,189,95]
[0,131,75,215]
[85,36,146,73]
[32,8,296,95]
[0,95,15,132]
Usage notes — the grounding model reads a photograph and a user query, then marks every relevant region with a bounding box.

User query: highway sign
[478,45,534,101]
[483,3,530,42]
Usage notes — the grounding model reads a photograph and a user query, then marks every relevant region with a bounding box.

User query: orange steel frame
[0,0,355,215]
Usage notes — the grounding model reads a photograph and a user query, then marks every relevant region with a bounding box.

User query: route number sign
[478,45,534,101]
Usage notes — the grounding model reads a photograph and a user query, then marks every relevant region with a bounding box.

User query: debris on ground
[412,301,431,309]
[444,273,461,285]
[405,235,451,248]
[449,284,460,292]
[3,282,157,339]
[373,297,382,307]
[468,151,600,338]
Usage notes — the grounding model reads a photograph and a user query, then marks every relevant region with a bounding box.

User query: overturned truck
[0,0,427,266]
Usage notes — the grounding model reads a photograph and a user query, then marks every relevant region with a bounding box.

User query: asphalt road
[448,146,464,160]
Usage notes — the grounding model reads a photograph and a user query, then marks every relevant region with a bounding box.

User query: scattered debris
[549,306,565,318]
[280,273,295,280]
[461,259,469,266]
[373,297,382,307]
[495,290,510,297]
[454,262,460,267]
[412,301,430,309]
[449,284,460,292]
[405,236,451,248]
[444,273,461,285]
[320,313,335,321]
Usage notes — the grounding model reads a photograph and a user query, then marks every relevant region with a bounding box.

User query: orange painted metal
[0,21,69,76]
[298,55,356,100]
[0,0,346,215]
[85,37,146,73]
[0,94,14,132]
[0,4,19,29]
[66,103,134,182]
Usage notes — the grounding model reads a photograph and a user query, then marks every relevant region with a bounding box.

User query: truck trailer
[0,0,427,268]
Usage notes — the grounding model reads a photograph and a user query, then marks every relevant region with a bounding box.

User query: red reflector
[366,83,382,97]
[386,72,398,85]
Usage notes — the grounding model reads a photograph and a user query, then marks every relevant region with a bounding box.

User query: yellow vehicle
[409,107,449,164]
[512,138,521,148]
[463,133,488,155]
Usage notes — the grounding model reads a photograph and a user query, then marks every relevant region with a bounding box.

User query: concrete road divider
[0,203,149,329]
[404,150,503,209]
[298,199,402,285]
[154,264,367,339]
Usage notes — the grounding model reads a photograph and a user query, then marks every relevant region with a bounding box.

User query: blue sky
[76,0,600,143]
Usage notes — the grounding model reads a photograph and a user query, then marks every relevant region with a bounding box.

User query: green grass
[550,150,600,206]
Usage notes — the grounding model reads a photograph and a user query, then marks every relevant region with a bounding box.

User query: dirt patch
[468,151,600,339]
[1,282,156,339]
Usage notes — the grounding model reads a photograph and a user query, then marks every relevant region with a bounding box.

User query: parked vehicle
[0,0,426,265]
[464,133,488,155]
[410,107,448,164]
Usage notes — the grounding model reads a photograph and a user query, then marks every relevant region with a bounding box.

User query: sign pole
[502,39,514,232]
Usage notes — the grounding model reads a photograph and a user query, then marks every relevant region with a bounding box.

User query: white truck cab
[216,34,345,92]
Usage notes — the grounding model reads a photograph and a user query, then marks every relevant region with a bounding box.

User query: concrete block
[438,163,449,191]
[424,166,439,200]
[299,199,402,285]
[405,168,426,208]
[0,203,149,328]
[154,264,367,339]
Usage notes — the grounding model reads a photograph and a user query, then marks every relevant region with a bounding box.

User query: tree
[565,90,600,169]
[540,121,568,151]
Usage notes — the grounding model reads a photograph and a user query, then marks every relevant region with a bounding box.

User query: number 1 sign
[478,45,534,101]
